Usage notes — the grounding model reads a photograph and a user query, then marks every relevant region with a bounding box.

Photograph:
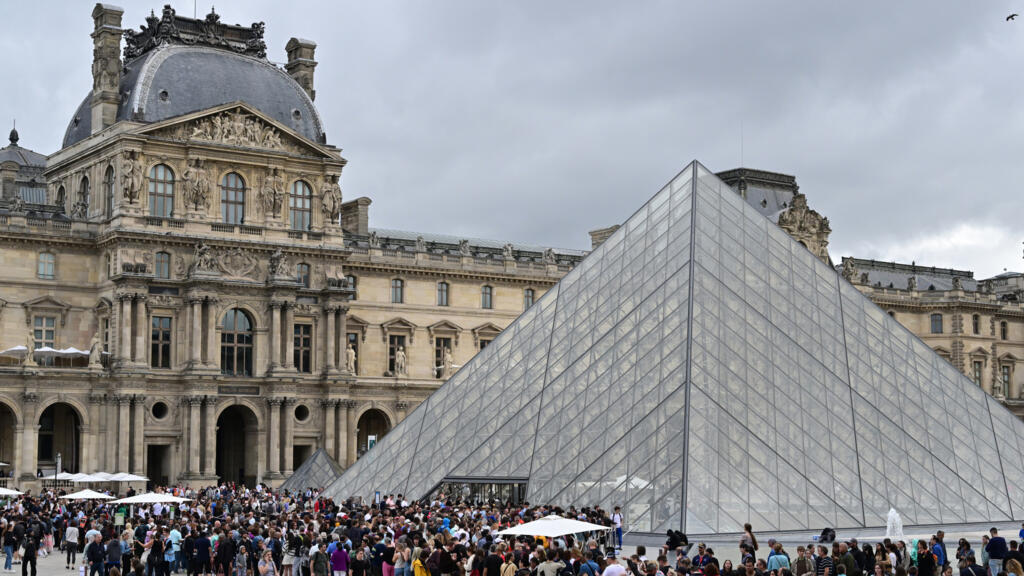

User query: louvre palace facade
[0,4,585,490]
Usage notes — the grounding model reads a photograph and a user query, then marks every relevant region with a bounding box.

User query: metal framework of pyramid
[280,448,344,492]
[324,161,1024,534]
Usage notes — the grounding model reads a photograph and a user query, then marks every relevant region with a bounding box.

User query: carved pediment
[346,314,369,342]
[23,295,72,326]
[381,317,417,343]
[139,104,332,158]
[472,322,502,348]
[428,320,463,346]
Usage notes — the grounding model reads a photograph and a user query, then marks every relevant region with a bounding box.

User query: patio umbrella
[89,472,115,480]
[497,515,611,538]
[60,489,113,500]
[0,346,28,358]
[0,488,22,497]
[71,473,105,482]
[109,472,148,482]
[111,492,189,504]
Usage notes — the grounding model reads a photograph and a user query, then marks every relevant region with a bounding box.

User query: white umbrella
[0,488,22,497]
[111,492,189,504]
[109,472,148,482]
[497,515,611,538]
[0,462,8,467]
[60,489,113,500]
[71,473,105,482]
[0,346,28,358]
[54,472,77,480]
[89,472,115,480]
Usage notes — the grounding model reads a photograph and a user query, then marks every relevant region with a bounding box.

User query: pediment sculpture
[152,108,304,154]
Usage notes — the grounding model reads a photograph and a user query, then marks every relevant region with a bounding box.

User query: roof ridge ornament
[123,4,267,61]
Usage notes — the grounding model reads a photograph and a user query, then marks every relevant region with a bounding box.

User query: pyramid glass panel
[324,160,1024,534]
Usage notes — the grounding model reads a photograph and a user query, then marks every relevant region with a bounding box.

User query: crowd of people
[0,485,1022,576]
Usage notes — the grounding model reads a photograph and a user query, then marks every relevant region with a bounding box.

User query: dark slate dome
[63,44,325,148]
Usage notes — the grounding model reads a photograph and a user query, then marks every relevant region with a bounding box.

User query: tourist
[985,530,1007,576]
[767,544,790,574]
[721,560,735,576]
[741,525,759,560]
[794,547,814,576]
[64,521,79,570]
[87,533,105,576]
[1003,542,1024,576]
[960,554,984,576]
[107,534,124,576]
[261,550,279,576]
[817,546,834,576]
[917,541,937,576]
[331,544,350,576]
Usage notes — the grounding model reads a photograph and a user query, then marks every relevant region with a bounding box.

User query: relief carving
[182,158,211,211]
[169,109,290,151]
[121,150,144,204]
[218,247,259,279]
[258,168,285,218]
[321,174,342,222]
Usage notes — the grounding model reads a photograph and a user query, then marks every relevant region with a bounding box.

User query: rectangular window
[155,252,170,279]
[102,317,110,367]
[150,316,172,369]
[434,337,452,379]
[294,323,312,373]
[973,360,983,386]
[347,332,359,374]
[481,285,493,309]
[973,315,981,335]
[391,279,404,304]
[1001,322,1009,340]
[437,282,449,307]
[33,315,56,366]
[388,334,406,374]
[479,339,492,350]
[37,253,55,279]
[930,314,943,334]
[1002,365,1011,390]
[524,288,535,310]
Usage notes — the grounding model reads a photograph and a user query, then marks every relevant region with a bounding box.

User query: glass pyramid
[280,448,345,493]
[323,161,1024,533]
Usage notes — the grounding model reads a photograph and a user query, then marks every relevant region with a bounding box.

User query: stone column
[345,400,357,466]
[322,400,336,459]
[203,396,217,475]
[338,305,349,372]
[204,298,219,368]
[18,392,39,480]
[117,395,131,471]
[266,398,282,477]
[131,395,146,474]
[282,398,296,475]
[269,302,281,369]
[187,396,201,476]
[283,304,295,370]
[134,295,147,365]
[189,297,203,367]
[120,295,132,363]
[13,426,23,481]
[324,306,336,372]
[87,393,105,473]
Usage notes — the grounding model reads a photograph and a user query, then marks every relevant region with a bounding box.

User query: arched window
[56,185,66,210]
[481,285,493,309]
[296,263,311,288]
[104,166,116,217]
[973,314,981,335]
[524,288,535,310]
[930,313,943,334]
[345,275,357,300]
[148,164,174,218]
[289,180,312,230]
[220,173,246,224]
[220,308,254,376]
[437,281,449,307]
[1001,321,1008,340]
[155,252,170,279]
[78,176,90,210]
[391,278,404,304]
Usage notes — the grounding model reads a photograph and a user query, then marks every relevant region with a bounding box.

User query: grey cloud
[1,1,1020,276]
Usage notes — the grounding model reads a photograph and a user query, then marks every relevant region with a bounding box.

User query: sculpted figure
[182,158,211,210]
[88,332,103,367]
[121,151,144,203]
[415,236,426,252]
[841,259,857,283]
[346,343,357,373]
[442,347,454,378]
[952,276,963,290]
[23,328,36,367]
[191,242,218,273]
[268,248,291,278]
[543,248,556,265]
[394,346,407,376]
[368,231,380,249]
[503,243,514,259]
[321,174,342,222]
[458,240,470,256]
[907,276,917,291]
[259,168,284,218]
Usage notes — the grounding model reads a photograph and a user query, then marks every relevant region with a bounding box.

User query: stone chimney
[90,4,124,134]
[588,225,620,250]
[285,38,318,101]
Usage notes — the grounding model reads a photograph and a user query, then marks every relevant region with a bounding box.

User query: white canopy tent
[111,493,189,504]
[497,515,611,538]
[60,489,113,500]
[109,473,148,482]
[0,488,22,497]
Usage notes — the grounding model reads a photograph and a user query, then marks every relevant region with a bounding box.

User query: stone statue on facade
[191,242,219,274]
[368,231,380,249]
[442,347,454,378]
[503,243,514,259]
[993,372,1005,398]
[860,272,870,284]
[346,342,357,373]
[394,346,407,376]
[543,248,556,265]
[23,328,36,367]
[259,168,284,218]
[458,240,470,257]
[952,276,963,290]
[321,174,342,223]
[182,158,211,210]
[121,151,144,204]
[88,332,103,367]
[267,248,291,279]
[415,236,426,253]
[841,259,857,283]
[907,276,917,291]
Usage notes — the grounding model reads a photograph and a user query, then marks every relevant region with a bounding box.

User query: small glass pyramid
[323,161,1024,533]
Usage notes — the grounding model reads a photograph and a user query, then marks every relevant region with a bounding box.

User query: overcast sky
[1,1,1021,278]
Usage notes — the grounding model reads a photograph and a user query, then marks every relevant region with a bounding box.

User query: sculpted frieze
[151,108,304,154]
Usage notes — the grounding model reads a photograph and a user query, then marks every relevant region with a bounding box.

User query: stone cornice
[344,260,563,286]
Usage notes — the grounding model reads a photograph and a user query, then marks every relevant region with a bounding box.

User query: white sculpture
[345,342,357,373]
[442,347,454,378]
[394,346,407,375]
[88,332,103,367]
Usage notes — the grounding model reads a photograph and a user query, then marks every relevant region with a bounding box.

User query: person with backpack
[312,544,330,576]
[579,552,600,576]
[916,541,936,576]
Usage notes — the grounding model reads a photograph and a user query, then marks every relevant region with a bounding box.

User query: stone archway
[38,403,81,473]
[0,402,16,476]
[216,404,259,486]
[356,408,391,458]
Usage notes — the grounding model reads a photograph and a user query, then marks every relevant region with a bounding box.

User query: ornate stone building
[0,4,582,490]
[839,259,1024,419]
